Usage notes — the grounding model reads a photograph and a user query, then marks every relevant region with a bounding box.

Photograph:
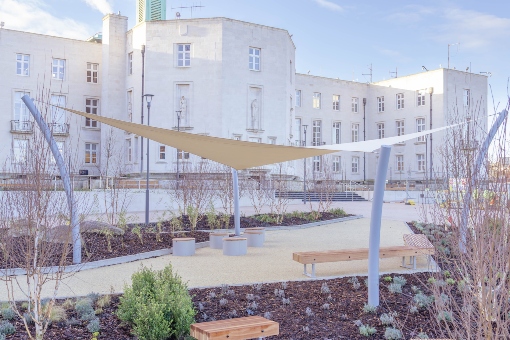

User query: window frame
[248,47,260,71]
[158,145,166,160]
[177,149,190,160]
[377,122,385,139]
[351,156,359,173]
[177,44,191,67]
[417,154,425,172]
[312,120,322,146]
[396,120,405,136]
[295,90,301,107]
[13,138,29,163]
[396,93,404,110]
[333,156,341,173]
[125,139,132,163]
[332,122,341,144]
[377,96,384,112]
[463,89,470,107]
[351,123,359,142]
[352,97,359,113]
[52,58,66,80]
[313,92,321,109]
[128,53,133,75]
[396,155,404,172]
[416,118,425,142]
[87,62,99,83]
[332,95,340,111]
[417,90,426,106]
[16,53,30,76]
[85,98,99,128]
[85,142,98,164]
[313,155,321,172]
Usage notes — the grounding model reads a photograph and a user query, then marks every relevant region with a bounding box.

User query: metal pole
[145,101,151,227]
[363,98,366,182]
[368,145,391,307]
[303,125,308,204]
[429,89,433,186]
[460,109,508,252]
[22,95,81,263]
[176,111,181,190]
[232,168,240,236]
[140,45,145,174]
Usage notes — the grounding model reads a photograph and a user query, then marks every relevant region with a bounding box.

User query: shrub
[348,277,360,290]
[388,283,402,294]
[446,278,456,285]
[437,310,453,323]
[359,324,377,336]
[23,312,34,324]
[363,303,377,314]
[383,276,393,282]
[320,282,330,294]
[384,327,403,339]
[117,264,195,340]
[380,312,397,326]
[1,306,15,320]
[305,307,314,317]
[87,292,100,304]
[413,292,433,308]
[264,311,272,319]
[62,299,75,310]
[75,298,95,320]
[392,276,407,286]
[416,332,429,338]
[87,318,101,333]
[329,208,346,216]
[49,305,67,323]
[0,333,5,340]
[96,295,112,309]
[0,321,15,336]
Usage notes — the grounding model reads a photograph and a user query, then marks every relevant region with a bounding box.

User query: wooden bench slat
[190,316,279,340]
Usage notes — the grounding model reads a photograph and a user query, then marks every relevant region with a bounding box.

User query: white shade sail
[58,106,458,170]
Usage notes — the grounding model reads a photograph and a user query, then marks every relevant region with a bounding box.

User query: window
[248,47,260,71]
[85,143,98,164]
[16,54,30,76]
[50,141,64,164]
[177,149,190,159]
[134,136,139,163]
[312,120,322,146]
[52,58,65,80]
[249,137,261,143]
[295,90,301,107]
[125,139,132,162]
[128,53,133,74]
[332,95,340,111]
[268,137,277,145]
[463,89,470,107]
[351,123,359,142]
[233,134,242,141]
[417,90,426,106]
[396,93,404,109]
[417,154,425,171]
[50,95,67,133]
[332,122,341,144]
[127,90,133,122]
[396,120,405,136]
[313,156,321,172]
[13,139,28,163]
[13,91,30,130]
[85,98,99,127]
[352,97,359,113]
[294,118,302,144]
[333,156,341,172]
[416,118,425,142]
[396,155,404,172]
[178,44,191,67]
[377,96,384,112]
[351,156,359,173]
[313,92,321,109]
[87,63,98,83]
[377,123,385,139]
[159,145,166,160]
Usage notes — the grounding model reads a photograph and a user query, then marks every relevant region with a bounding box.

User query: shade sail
[58,106,458,170]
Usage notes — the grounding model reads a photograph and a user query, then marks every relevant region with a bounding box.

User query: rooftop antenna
[389,67,397,78]
[172,3,205,18]
[448,42,459,69]
[362,63,372,83]
[176,11,181,19]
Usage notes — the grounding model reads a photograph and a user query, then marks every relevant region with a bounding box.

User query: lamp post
[302,124,308,204]
[143,94,154,227]
[428,87,433,186]
[176,110,182,190]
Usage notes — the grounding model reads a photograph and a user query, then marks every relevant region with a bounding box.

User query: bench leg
[312,263,315,278]
[402,256,405,267]
[303,264,316,278]
[412,256,416,270]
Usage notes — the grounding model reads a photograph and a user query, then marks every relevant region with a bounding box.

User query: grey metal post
[140,45,145,174]
[460,109,508,252]
[22,95,81,264]
[176,110,181,190]
[143,94,154,227]
[232,168,241,236]
[368,145,391,307]
[302,124,308,204]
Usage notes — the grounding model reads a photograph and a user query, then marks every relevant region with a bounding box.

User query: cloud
[82,0,112,15]
[0,0,91,39]
[313,0,343,12]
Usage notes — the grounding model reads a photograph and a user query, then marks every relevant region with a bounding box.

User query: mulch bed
[3,273,442,339]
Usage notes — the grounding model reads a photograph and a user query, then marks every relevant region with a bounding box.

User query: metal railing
[10,120,34,133]
[49,122,70,135]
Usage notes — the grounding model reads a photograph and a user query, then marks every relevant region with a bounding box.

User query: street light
[143,94,154,227]
[302,124,308,204]
[175,110,182,190]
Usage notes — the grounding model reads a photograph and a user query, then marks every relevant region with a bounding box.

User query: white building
[0,7,487,184]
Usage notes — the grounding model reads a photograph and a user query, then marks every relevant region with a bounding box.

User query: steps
[275,191,367,202]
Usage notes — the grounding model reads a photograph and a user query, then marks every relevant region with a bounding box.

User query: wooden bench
[190,316,279,340]
[293,234,434,278]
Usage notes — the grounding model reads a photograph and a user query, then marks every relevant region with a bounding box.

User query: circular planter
[244,230,264,247]
[244,227,266,242]
[172,237,196,256]
[222,237,247,256]
[209,232,229,249]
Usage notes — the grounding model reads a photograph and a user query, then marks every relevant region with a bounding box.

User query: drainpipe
[140,45,145,174]
[363,98,366,182]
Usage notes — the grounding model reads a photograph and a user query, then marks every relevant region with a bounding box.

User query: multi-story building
[0,2,487,183]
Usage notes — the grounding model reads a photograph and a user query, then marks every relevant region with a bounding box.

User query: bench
[293,234,434,278]
[190,316,279,340]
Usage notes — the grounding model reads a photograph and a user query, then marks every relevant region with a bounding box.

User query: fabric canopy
[58,106,458,170]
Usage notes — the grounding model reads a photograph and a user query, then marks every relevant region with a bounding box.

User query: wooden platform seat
[292,234,435,278]
[190,316,279,340]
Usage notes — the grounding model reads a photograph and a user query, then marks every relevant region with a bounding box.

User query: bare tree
[243,168,271,215]
[272,163,291,224]
[419,97,510,339]
[0,96,77,340]
[307,155,339,219]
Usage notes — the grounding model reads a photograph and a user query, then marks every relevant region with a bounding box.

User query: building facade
[0,12,487,183]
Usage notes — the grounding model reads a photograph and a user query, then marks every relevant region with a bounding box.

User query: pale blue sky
[1,0,509,113]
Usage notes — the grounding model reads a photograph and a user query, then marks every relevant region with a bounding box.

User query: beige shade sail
[57,106,458,170]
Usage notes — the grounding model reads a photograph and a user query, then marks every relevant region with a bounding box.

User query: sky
[1,0,509,114]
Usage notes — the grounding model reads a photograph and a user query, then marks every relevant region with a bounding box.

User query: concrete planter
[210,232,229,249]
[244,230,264,247]
[223,237,247,256]
[172,237,196,256]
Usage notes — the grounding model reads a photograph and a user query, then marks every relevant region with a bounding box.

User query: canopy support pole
[232,168,241,236]
[368,145,391,307]
[22,95,81,264]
